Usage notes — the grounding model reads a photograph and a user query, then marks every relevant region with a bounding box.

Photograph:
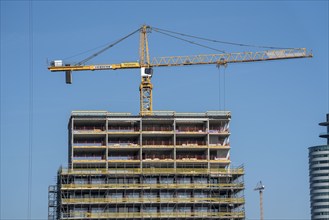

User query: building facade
[309,114,329,220]
[49,111,245,220]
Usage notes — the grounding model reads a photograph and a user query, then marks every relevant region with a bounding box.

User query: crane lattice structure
[48,25,313,116]
[254,181,265,220]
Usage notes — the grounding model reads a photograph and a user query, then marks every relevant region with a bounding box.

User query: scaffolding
[48,185,58,220]
[57,165,244,219]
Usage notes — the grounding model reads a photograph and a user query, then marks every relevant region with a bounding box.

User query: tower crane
[254,181,265,220]
[48,25,313,116]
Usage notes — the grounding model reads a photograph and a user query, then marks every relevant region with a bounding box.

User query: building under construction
[48,110,245,219]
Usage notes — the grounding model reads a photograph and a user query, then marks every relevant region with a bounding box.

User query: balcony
[319,132,329,138]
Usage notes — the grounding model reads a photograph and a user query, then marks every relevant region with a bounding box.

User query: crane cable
[223,65,226,111]
[76,28,141,65]
[152,27,291,50]
[218,66,221,110]
[63,41,117,61]
[152,29,226,53]
[0,1,2,218]
[73,26,226,65]
[28,0,33,219]
[63,25,291,67]
[217,64,227,111]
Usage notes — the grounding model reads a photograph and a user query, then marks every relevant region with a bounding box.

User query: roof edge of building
[70,110,231,117]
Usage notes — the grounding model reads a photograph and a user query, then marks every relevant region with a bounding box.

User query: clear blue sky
[1,1,328,219]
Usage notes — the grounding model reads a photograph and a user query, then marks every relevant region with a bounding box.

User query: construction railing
[62,211,244,219]
[60,167,244,175]
[62,197,245,204]
[142,125,173,131]
[62,183,244,190]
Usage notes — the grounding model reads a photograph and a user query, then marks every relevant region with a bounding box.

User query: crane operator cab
[141,67,153,79]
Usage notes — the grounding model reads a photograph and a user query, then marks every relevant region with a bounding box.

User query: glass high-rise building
[309,114,329,220]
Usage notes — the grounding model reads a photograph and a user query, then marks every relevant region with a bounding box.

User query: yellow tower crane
[48,25,313,115]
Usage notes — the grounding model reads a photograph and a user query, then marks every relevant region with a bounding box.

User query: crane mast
[139,25,153,115]
[48,25,313,116]
[139,25,151,66]
[255,181,265,220]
